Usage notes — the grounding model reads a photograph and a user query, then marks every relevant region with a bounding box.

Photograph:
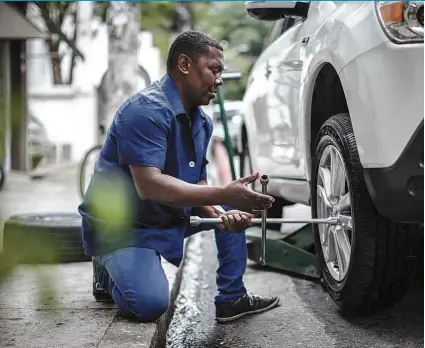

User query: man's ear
[177,54,191,75]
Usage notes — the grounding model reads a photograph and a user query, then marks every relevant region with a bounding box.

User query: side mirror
[245,1,309,21]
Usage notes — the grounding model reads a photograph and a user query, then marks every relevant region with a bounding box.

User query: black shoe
[216,293,279,323]
[92,259,114,303]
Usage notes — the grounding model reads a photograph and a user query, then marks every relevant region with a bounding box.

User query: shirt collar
[159,73,204,120]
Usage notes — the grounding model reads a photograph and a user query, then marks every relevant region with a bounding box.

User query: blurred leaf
[90,172,132,239]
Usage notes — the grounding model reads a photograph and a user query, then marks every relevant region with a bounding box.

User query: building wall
[0,41,11,171]
[28,85,97,163]
[25,2,164,164]
[3,43,11,172]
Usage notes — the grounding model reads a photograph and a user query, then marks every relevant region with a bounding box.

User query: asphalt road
[166,231,424,348]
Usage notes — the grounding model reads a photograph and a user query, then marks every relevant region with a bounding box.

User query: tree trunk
[68,5,79,84]
[48,39,62,85]
[104,2,140,127]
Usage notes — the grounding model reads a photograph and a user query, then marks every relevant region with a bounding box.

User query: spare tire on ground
[2,213,90,264]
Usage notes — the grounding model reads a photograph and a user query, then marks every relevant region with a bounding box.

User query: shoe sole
[94,296,115,303]
[93,293,115,303]
[216,297,280,323]
[93,285,114,303]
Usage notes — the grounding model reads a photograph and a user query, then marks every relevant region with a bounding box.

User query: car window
[262,17,303,52]
[281,17,301,33]
[262,19,285,52]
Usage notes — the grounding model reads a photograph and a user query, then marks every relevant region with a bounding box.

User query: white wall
[0,41,11,171]
[25,3,164,164]
[28,85,97,163]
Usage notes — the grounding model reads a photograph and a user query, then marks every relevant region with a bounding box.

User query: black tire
[2,213,90,264]
[0,164,4,191]
[311,114,420,315]
[240,138,292,231]
[78,145,102,199]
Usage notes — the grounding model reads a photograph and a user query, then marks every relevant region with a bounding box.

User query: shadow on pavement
[291,273,424,348]
[246,260,423,347]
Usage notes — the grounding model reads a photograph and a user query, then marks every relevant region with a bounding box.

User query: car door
[243,19,286,176]
[258,17,307,180]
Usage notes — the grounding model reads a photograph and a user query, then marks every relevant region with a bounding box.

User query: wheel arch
[302,62,350,182]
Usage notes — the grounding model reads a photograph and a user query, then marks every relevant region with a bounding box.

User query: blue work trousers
[94,221,247,322]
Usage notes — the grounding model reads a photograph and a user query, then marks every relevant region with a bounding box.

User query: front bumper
[363,122,423,223]
[340,40,424,169]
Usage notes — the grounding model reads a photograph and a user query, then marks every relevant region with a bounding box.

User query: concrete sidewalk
[0,167,186,348]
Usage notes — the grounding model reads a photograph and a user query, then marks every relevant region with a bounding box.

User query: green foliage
[138,2,271,100]
[92,1,268,100]
[90,172,132,238]
[140,2,176,61]
[197,2,272,100]
[140,2,210,61]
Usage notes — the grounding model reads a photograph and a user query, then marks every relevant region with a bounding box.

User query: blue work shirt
[78,74,213,267]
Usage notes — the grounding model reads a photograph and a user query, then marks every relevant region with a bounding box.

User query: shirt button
[189,161,195,168]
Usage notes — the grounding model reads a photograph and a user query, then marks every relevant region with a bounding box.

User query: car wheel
[2,213,90,264]
[0,164,4,191]
[240,139,289,231]
[311,114,420,315]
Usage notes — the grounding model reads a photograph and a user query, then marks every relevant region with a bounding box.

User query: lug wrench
[189,216,339,226]
[189,174,340,265]
[259,174,269,266]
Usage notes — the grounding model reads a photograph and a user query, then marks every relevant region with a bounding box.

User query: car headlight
[375,1,424,43]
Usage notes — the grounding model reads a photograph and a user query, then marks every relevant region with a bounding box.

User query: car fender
[299,1,389,180]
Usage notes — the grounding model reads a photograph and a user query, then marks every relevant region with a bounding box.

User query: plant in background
[197,2,271,100]
[33,1,83,85]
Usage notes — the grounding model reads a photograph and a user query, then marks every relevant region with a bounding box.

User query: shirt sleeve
[114,102,170,170]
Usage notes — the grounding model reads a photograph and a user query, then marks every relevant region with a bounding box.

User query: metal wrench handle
[189,216,339,226]
[260,174,269,266]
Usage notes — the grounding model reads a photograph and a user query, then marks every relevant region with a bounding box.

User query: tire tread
[312,113,420,314]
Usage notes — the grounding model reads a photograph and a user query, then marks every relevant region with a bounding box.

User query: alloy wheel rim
[316,145,353,281]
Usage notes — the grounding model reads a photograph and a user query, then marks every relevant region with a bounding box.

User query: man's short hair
[166,31,223,72]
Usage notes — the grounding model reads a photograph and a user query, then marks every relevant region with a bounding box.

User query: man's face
[183,47,224,106]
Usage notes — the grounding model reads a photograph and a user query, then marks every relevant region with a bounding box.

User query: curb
[162,233,206,348]
[150,238,191,348]
[28,162,78,179]
[6,162,78,180]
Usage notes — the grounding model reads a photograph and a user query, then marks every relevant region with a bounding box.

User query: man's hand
[129,167,274,212]
[222,172,274,213]
[217,210,254,233]
[196,181,253,233]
